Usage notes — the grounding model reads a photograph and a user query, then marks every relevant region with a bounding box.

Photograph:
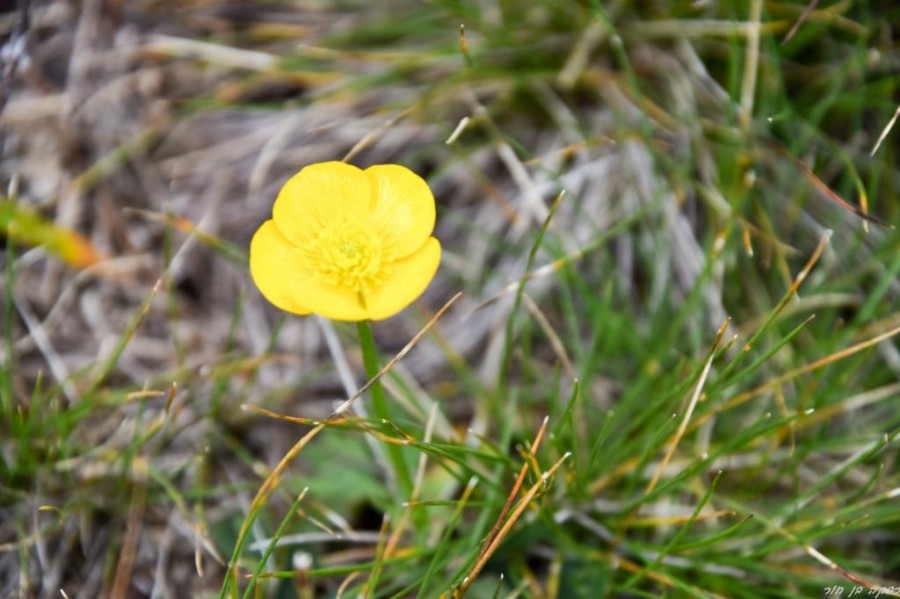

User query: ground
[1,1,898,598]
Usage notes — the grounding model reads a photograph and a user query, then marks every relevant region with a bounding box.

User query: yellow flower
[249,161,441,321]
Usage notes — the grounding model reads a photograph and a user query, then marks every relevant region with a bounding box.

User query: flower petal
[273,161,372,246]
[249,220,312,316]
[364,236,441,320]
[252,220,375,321]
[289,278,371,322]
[365,164,436,259]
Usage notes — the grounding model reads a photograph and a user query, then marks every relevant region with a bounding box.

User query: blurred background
[1,1,898,597]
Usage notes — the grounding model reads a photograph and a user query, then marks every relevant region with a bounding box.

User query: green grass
[2,0,899,597]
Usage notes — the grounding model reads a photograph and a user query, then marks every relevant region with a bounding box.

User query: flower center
[306,220,388,296]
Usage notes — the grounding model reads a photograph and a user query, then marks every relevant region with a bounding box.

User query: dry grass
[2,0,898,597]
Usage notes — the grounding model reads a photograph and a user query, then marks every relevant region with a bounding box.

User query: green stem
[356,320,413,497]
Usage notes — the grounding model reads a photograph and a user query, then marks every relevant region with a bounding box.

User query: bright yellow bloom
[249,161,441,321]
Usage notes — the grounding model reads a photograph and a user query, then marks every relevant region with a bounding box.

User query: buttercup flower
[250,161,441,321]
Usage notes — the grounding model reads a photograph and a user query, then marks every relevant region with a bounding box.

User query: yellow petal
[364,236,441,321]
[251,219,378,320]
[273,161,372,246]
[249,220,312,316]
[365,164,436,259]
[296,284,371,321]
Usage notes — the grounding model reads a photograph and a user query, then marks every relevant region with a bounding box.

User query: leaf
[1,199,104,269]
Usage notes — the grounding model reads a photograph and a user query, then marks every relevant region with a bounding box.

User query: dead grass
[1,0,897,597]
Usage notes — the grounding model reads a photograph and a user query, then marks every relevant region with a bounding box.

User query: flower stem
[356,320,413,497]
